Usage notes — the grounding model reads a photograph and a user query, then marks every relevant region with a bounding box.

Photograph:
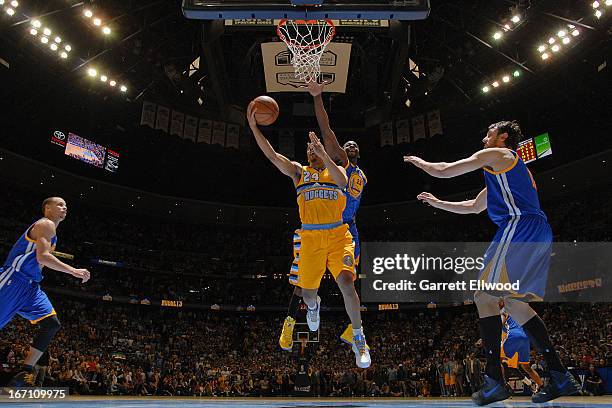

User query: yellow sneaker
[340,323,370,349]
[279,316,296,351]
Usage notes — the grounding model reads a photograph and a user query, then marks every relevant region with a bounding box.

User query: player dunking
[279,81,368,356]
[247,106,371,368]
[404,121,580,405]
[0,197,90,387]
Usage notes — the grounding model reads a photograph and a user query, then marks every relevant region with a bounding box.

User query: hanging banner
[140,101,157,128]
[155,106,170,133]
[427,110,443,137]
[170,111,185,138]
[380,121,394,147]
[183,115,198,142]
[396,118,411,144]
[412,115,426,141]
[198,119,212,144]
[212,121,226,146]
[226,124,240,149]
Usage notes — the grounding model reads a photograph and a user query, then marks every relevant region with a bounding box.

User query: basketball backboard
[182,0,430,21]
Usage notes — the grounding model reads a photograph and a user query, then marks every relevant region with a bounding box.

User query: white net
[277,19,335,84]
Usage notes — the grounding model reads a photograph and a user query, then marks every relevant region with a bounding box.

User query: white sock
[353,327,364,337]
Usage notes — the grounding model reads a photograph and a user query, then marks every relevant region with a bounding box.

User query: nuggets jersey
[296,165,346,228]
[483,151,546,227]
[1,220,57,284]
[343,163,367,224]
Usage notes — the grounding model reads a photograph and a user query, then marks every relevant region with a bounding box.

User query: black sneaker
[532,369,581,403]
[7,370,36,387]
[471,375,511,406]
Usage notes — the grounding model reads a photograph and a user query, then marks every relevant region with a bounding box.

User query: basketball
[248,95,279,126]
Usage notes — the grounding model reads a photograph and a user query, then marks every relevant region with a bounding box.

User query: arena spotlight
[606,0,612,6]
[548,37,556,44]
[102,26,111,35]
[29,28,37,35]
[493,31,503,40]
[541,52,549,60]
[513,70,521,77]
[502,75,510,83]
[10,0,17,6]
[109,80,116,87]
[83,9,93,18]
[492,81,500,88]
[93,18,101,26]
[482,86,490,93]
[551,44,560,52]
[6,7,15,15]
[120,85,127,92]
[562,37,571,44]
[50,43,58,51]
[64,44,71,52]
[511,15,520,23]
[0,0,4,5]
[87,68,97,77]
[537,45,546,52]
[557,30,567,37]
[54,36,61,43]
[571,29,580,36]
[43,27,51,36]
[595,9,602,18]
[100,75,107,82]
[31,19,41,28]
[40,36,48,44]
[592,1,600,7]
[60,51,67,59]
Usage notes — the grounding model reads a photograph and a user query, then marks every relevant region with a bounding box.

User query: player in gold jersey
[248,107,371,368]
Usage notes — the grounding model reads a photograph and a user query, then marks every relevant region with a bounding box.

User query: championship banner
[170,111,185,138]
[197,119,212,144]
[278,130,295,159]
[412,115,426,141]
[183,115,198,142]
[212,121,226,146]
[261,42,351,93]
[155,106,170,133]
[226,124,240,149]
[535,132,552,158]
[427,110,443,137]
[380,121,394,147]
[396,119,410,144]
[140,101,157,128]
[517,139,536,163]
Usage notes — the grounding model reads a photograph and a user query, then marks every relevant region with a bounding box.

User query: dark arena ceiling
[0,0,610,205]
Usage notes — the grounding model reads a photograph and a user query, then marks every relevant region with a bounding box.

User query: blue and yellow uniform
[343,162,367,265]
[501,315,531,369]
[479,151,552,300]
[0,220,57,328]
[289,166,355,289]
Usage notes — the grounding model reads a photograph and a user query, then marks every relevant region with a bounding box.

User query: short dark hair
[489,120,523,150]
[42,197,58,215]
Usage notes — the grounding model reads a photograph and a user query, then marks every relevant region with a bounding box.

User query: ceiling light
[93,18,101,26]
[100,75,108,82]
[87,68,97,77]
[40,36,49,44]
[43,27,51,36]
[541,53,549,60]
[29,28,37,35]
[102,26,111,35]
[64,44,72,51]
[120,85,127,92]
[557,30,567,37]
[595,9,602,18]
[502,75,510,83]
[606,0,612,5]
[109,80,116,87]
[551,44,560,52]
[511,15,520,23]
[548,37,555,44]
[10,0,18,7]
[6,8,15,15]
[513,70,520,77]
[482,86,490,93]
[84,9,93,18]
[592,1,600,7]
[562,37,570,44]
[537,45,546,52]
[492,81,500,88]
[32,20,41,28]
[50,43,58,51]
[60,52,68,59]
[54,36,61,43]
[571,29,580,37]
[493,31,503,40]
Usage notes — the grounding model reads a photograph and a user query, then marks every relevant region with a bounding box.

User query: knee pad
[32,315,61,352]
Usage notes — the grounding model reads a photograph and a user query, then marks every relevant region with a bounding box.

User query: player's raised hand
[417,192,441,207]
[247,105,258,128]
[403,155,426,169]
[72,268,91,283]
[308,132,326,157]
[306,81,327,97]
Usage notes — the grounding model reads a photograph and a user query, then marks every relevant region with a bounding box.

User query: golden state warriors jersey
[343,163,367,224]
[296,166,346,229]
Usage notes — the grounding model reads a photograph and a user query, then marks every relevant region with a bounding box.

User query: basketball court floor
[2,397,612,407]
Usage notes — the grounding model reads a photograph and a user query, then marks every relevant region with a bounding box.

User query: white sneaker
[352,330,371,369]
[306,296,321,331]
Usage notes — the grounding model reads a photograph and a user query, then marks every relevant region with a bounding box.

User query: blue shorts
[479,215,552,300]
[0,268,56,329]
[502,334,531,368]
[347,222,360,265]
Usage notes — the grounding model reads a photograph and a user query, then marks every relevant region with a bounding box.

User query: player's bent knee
[32,315,61,352]
[335,271,355,290]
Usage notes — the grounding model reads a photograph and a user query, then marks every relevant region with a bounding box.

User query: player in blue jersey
[1,197,90,387]
[278,81,368,363]
[404,121,580,405]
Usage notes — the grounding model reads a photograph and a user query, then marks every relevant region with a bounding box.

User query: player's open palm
[73,268,91,283]
[307,81,325,96]
[308,132,326,157]
[417,192,440,207]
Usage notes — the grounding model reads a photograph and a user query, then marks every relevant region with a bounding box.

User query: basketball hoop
[277,19,335,83]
